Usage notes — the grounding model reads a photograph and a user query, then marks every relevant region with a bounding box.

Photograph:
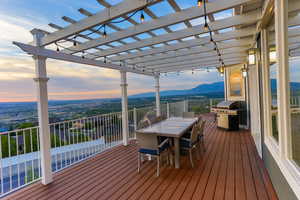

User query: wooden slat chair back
[183,112,195,118]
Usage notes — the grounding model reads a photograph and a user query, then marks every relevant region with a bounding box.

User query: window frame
[260,0,300,198]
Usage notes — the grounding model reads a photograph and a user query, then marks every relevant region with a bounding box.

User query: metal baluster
[37,129,41,178]
[30,129,34,182]
[16,130,21,187]
[0,134,4,195]
[8,133,12,191]
[53,124,58,171]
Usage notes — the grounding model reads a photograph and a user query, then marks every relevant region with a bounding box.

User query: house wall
[262,146,298,200]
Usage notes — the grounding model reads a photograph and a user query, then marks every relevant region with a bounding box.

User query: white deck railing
[0,99,217,196]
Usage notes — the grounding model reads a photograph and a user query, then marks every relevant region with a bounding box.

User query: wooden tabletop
[136,117,198,138]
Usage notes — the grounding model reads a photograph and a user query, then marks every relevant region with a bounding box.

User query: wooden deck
[3,114,278,200]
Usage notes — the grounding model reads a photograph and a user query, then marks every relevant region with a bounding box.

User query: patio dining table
[136,117,199,168]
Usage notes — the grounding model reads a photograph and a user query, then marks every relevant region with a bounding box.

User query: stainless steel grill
[211,101,240,130]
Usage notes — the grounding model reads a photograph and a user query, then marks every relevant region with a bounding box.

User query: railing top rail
[0,126,39,135]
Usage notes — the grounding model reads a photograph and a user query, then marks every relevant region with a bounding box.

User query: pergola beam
[86,11,260,58]
[31,0,162,46]
[13,42,153,76]
[110,28,255,61]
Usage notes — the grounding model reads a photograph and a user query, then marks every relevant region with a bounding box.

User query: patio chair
[183,112,195,118]
[136,132,171,176]
[180,124,200,168]
[197,120,206,152]
[137,120,150,129]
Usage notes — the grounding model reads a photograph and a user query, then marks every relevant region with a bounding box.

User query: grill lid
[216,101,240,109]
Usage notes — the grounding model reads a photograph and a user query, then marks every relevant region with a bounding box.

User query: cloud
[0,0,226,102]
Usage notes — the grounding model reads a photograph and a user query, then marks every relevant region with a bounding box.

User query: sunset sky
[0,0,230,102]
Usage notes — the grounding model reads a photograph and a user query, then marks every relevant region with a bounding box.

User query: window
[268,21,279,142]
[288,18,300,166]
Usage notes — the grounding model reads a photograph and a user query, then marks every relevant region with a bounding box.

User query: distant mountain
[129,81,225,98]
[270,79,300,92]
[130,79,300,98]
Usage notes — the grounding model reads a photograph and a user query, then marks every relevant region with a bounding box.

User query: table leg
[174,138,180,169]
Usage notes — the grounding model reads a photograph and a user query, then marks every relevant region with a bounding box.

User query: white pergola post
[154,75,161,117]
[31,29,53,185]
[120,71,129,146]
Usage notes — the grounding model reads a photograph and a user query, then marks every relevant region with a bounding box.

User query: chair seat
[139,140,170,155]
[180,137,198,148]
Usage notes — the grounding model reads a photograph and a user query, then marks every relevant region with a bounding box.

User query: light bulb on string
[197,0,203,7]
[55,43,60,52]
[81,51,85,59]
[103,24,107,38]
[140,10,145,23]
[73,36,77,46]
[204,22,209,32]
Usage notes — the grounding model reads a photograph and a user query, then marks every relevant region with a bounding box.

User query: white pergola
[13,0,300,186]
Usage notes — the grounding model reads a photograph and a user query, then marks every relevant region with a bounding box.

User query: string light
[197,0,203,7]
[140,10,145,22]
[104,56,107,64]
[55,42,60,52]
[73,36,77,46]
[81,51,85,59]
[199,0,225,71]
[204,23,209,31]
[103,24,107,38]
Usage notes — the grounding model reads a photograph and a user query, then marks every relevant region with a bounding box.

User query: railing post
[133,107,137,131]
[120,71,129,146]
[167,102,170,118]
[31,29,53,185]
[210,99,213,109]
[183,100,187,112]
[155,75,161,117]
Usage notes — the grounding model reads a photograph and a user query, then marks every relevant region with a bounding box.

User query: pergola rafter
[62,0,259,55]
[110,28,256,62]
[158,59,246,73]
[147,53,247,70]
[141,48,248,67]
[30,0,162,46]
[126,40,251,65]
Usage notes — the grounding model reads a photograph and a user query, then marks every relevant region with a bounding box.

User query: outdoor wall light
[241,64,248,78]
[217,66,225,76]
[248,49,256,65]
[269,46,277,63]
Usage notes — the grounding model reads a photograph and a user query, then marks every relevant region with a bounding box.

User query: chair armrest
[158,138,169,148]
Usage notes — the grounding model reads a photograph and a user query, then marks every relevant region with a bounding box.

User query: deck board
[3,114,278,200]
